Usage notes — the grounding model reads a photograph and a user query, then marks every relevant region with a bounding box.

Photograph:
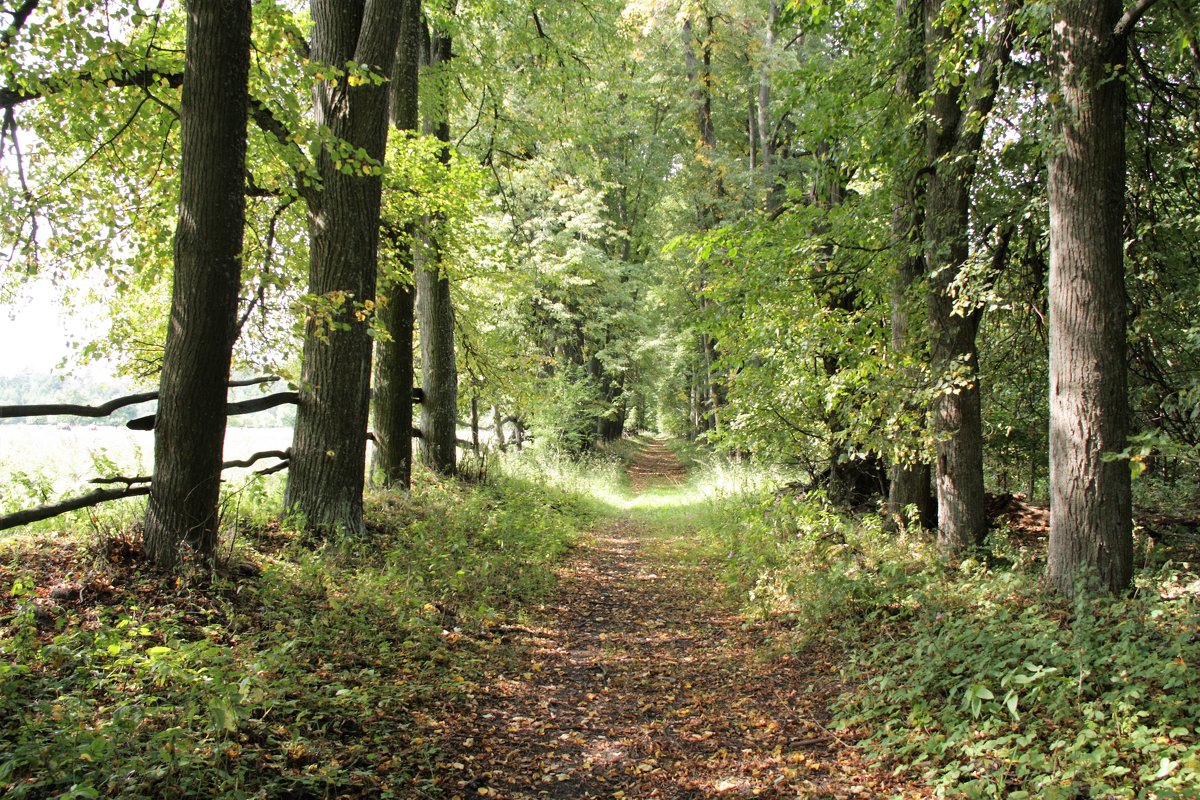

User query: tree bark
[372,0,421,489]
[921,0,1019,551]
[285,0,403,533]
[1046,0,1133,595]
[886,0,936,529]
[142,0,251,568]
[416,22,458,477]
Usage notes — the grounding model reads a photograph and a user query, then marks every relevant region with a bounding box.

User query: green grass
[656,455,1200,800]
[5,437,1198,799]
[0,448,593,799]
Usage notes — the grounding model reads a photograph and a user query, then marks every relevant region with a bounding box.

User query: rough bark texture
[886,0,936,529]
[285,0,403,532]
[922,0,1018,551]
[372,0,421,489]
[1046,0,1133,595]
[416,25,459,476]
[683,14,725,438]
[142,0,251,568]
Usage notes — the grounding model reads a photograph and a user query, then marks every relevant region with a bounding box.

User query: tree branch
[1114,0,1164,39]
[0,67,183,110]
[1,0,39,49]
[126,390,298,431]
[0,486,151,533]
[0,376,279,420]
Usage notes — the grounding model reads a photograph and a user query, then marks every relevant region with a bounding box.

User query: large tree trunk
[416,24,458,477]
[372,0,421,489]
[886,0,936,529]
[143,0,251,568]
[285,0,403,533]
[1046,0,1133,595]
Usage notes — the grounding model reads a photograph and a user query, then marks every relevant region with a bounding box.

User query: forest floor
[415,439,929,799]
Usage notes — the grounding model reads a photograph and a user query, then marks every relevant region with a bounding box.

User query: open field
[0,424,295,502]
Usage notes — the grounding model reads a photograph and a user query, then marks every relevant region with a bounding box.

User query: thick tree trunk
[415,24,458,477]
[886,0,936,529]
[1046,0,1133,595]
[143,0,251,568]
[286,0,403,532]
[372,0,421,489]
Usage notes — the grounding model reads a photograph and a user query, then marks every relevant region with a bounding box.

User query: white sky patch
[0,280,71,375]
[0,278,113,377]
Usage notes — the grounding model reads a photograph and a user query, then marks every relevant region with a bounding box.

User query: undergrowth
[0,451,590,799]
[686,461,1200,799]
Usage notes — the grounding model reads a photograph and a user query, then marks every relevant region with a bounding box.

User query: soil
[415,440,929,799]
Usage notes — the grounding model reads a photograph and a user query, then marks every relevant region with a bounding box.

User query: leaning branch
[1114,0,1163,39]
[0,486,151,532]
[87,450,291,487]
[0,67,184,110]
[126,390,298,431]
[0,377,280,420]
[1,449,292,533]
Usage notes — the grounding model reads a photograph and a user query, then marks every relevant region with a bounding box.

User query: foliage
[840,564,1200,800]
[0,456,587,799]
[678,461,1200,799]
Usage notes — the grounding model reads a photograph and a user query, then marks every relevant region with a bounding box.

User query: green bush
[687,472,1200,799]
[838,565,1200,799]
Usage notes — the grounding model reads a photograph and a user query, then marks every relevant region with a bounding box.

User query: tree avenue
[1,1,1197,579]
[6,1,1200,797]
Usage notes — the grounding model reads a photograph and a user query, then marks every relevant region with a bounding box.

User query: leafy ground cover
[691,465,1200,800]
[0,464,592,799]
[3,438,1197,799]
[408,440,929,799]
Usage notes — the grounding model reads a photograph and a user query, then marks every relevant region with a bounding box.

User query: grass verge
[673,456,1200,799]
[0,452,592,799]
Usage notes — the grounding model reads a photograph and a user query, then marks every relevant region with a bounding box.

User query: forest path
[414,440,925,799]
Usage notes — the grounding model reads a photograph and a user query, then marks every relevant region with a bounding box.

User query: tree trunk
[1046,0,1133,595]
[416,23,458,476]
[143,0,251,568]
[372,0,421,489]
[921,0,1018,551]
[886,0,936,530]
[285,0,403,533]
[758,0,781,214]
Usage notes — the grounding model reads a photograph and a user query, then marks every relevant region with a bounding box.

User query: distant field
[0,424,294,497]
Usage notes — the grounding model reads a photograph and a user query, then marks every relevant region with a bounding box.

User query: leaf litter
[416,442,931,799]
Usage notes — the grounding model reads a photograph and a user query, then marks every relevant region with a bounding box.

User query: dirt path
[415,442,925,799]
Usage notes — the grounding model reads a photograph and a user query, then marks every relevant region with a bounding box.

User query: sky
[0,279,89,376]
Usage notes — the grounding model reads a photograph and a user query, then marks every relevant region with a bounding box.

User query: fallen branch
[126,391,298,431]
[0,486,151,532]
[1,376,280,420]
